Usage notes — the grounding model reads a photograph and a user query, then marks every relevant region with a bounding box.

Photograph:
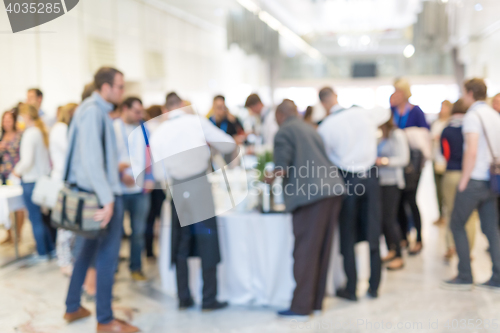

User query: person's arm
[113,120,135,187]
[200,117,236,154]
[49,125,69,176]
[79,107,114,206]
[265,130,293,183]
[367,106,391,127]
[386,130,410,167]
[458,132,479,192]
[415,106,430,129]
[0,139,8,153]
[13,129,36,176]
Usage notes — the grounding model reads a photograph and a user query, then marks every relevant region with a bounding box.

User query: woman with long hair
[0,110,25,244]
[377,115,410,270]
[12,103,53,263]
[50,103,78,275]
[303,106,317,127]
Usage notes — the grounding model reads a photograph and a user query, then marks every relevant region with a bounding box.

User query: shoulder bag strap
[63,126,77,182]
[476,111,498,161]
[102,116,107,172]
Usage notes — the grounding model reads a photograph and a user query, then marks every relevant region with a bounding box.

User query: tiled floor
[1,169,500,333]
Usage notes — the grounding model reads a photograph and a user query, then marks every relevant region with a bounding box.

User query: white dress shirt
[113,119,144,194]
[463,101,500,181]
[261,107,279,147]
[318,105,391,173]
[242,107,278,147]
[149,110,236,181]
[49,122,68,180]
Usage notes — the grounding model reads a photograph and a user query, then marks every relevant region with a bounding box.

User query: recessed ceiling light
[475,3,483,11]
[404,44,415,58]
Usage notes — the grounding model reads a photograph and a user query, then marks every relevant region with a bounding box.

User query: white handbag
[31,175,64,209]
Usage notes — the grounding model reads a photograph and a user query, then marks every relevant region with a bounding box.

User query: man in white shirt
[113,97,153,282]
[149,92,235,311]
[318,87,390,301]
[443,79,500,291]
[244,93,279,147]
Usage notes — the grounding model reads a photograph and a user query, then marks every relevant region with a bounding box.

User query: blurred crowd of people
[1,67,500,331]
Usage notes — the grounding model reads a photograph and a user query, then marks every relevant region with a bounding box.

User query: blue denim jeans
[21,182,55,256]
[65,196,124,324]
[123,192,151,272]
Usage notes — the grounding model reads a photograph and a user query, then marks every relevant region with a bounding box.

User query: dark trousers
[41,209,57,248]
[175,225,217,306]
[381,186,403,257]
[65,196,124,324]
[398,188,422,243]
[145,189,166,257]
[122,192,151,272]
[498,197,500,228]
[450,180,500,283]
[339,170,382,295]
[290,196,342,315]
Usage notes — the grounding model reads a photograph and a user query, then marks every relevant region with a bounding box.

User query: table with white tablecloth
[0,185,25,229]
[0,185,28,267]
[158,201,349,307]
[156,161,443,307]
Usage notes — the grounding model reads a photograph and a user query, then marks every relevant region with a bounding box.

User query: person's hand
[0,141,7,149]
[143,180,155,193]
[227,112,236,123]
[118,162,131,173]
[122,174,136,187]
[94,202,114,228]
[376,157,389,166]
[264,170,275,184]
[234,134,246,145]
[10,170,20,178]
[458,179,468,192]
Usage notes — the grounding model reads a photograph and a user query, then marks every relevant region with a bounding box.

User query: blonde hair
[57,103,78,125]
[394,78,412,99]
[19,103,49,147]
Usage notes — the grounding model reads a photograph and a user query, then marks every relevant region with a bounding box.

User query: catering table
[0,185,28,267]
[158,201,349,307]
[156,160,441,307]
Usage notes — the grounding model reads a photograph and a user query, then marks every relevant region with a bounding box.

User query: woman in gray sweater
[376,115,410,270]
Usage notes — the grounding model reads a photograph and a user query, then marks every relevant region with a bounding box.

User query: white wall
[0,0,270,118]
[452,0,500,96]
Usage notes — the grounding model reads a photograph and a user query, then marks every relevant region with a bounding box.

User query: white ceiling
[450,0,500,43]
[159,0,500,58]
[260,0,423,36]
[159,0,238,28]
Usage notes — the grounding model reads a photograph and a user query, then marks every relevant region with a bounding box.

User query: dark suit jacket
[273,117,345,213]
